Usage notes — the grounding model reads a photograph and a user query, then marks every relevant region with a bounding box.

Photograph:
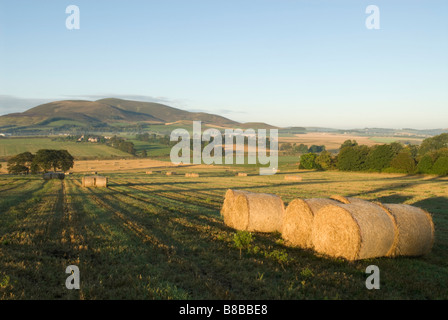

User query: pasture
[0,168,447,300]
[0,138,132,161]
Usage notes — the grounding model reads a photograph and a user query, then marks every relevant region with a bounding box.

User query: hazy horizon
[1,1,447,130]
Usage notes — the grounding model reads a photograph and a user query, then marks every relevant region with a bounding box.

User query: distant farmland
[0,138,133,160]
[279,132,424,151]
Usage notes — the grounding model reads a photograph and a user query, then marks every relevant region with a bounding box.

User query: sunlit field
[1,168,447,300]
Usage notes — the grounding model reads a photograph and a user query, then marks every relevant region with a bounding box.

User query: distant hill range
[0,98,446,137]
[0,98,259,133]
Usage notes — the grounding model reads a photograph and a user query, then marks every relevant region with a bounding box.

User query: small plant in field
[233,231,253,258]
[0,274,11,289]
[249,245,261,255]
[265,249,289,266]
[300,267,314,278]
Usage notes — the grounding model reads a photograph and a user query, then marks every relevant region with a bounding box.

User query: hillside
[0,98,239,133]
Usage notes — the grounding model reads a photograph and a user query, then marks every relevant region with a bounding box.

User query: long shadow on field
[343,178,435,199]
[375,194,414,204]
[0,180,49,211]
[111,181,206,187]
[413,197,448,215]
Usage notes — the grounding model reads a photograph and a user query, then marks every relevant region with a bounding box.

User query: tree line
[6,150,74,175]
[299,133,448,176]
[280,142,325,154]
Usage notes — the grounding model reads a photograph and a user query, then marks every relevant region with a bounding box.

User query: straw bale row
[220,190,434,260]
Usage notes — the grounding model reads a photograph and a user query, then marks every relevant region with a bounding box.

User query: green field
[129,140,172,158]
[0,138,133,160]
[0,169,447,300]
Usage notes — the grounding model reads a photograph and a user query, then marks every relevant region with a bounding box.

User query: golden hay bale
[222,190,285,233]
[282,198,348,249]
[166,171,176,176]
[82,175,107,188]
[82,176,95,187]
[237,173,248,177]
[329,195,351,204]
[146,171,153,174]
[220,189,250,229]
[95,176,108,187]
[185,173,199,177]
[311,200,396,261]
[284,175,302,181]
[377,203,435,257]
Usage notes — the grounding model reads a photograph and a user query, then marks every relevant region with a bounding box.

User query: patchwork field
[0,168,447,300]
[278,133,424,151]
[0,138,132,161]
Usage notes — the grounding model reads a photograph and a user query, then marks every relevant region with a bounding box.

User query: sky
[0,0,447,129]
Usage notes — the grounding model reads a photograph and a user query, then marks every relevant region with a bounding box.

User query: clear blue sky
[0,0,447,129]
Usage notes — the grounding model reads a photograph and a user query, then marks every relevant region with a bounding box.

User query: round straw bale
[311,200,396,261]
[377,203,435,257]
[230,191,285,233]
[237,173,247,177]
[220,189,251,229]
[94,176,108,187]
[185,173,199,177]
[146,171,153,174]
[82,176,95,187]
[284,175,302,181]
[282,198,346,249]
[329,195,351,204]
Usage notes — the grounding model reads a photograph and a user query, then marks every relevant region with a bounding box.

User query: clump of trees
[136,132,171,145]
[7,149,74,175]
[281,142,325,155]
[298,133,448,176]
[108,136,136,155]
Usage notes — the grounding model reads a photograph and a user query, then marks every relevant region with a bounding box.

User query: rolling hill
[0,98,240,132]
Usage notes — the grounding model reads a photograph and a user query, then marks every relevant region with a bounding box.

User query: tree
[294,143,309,154]
[57,150,75,172]
[340,140,358,150]
[389,142,404,156]
[7,152,35,174]
[365,145,394,172]
[141,149,148,158]
[432,156,448,176]
[416,154,434,174]
[299,153,319,169]
[390,152,416,174]
[32,149,74,173]
[309,145,326,153]
[337,145,370,171]
[315,151,334,170]
[280,142,293,151]
[419,133,448,156]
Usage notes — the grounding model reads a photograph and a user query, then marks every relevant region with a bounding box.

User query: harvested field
[0,169,447,300]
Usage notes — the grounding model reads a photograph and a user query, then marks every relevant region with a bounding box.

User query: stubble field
[0,168,447,300]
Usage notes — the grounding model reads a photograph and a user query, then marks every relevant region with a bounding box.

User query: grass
[0,169,447,300]
[128,140,172,158]
[0,137,133,160]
